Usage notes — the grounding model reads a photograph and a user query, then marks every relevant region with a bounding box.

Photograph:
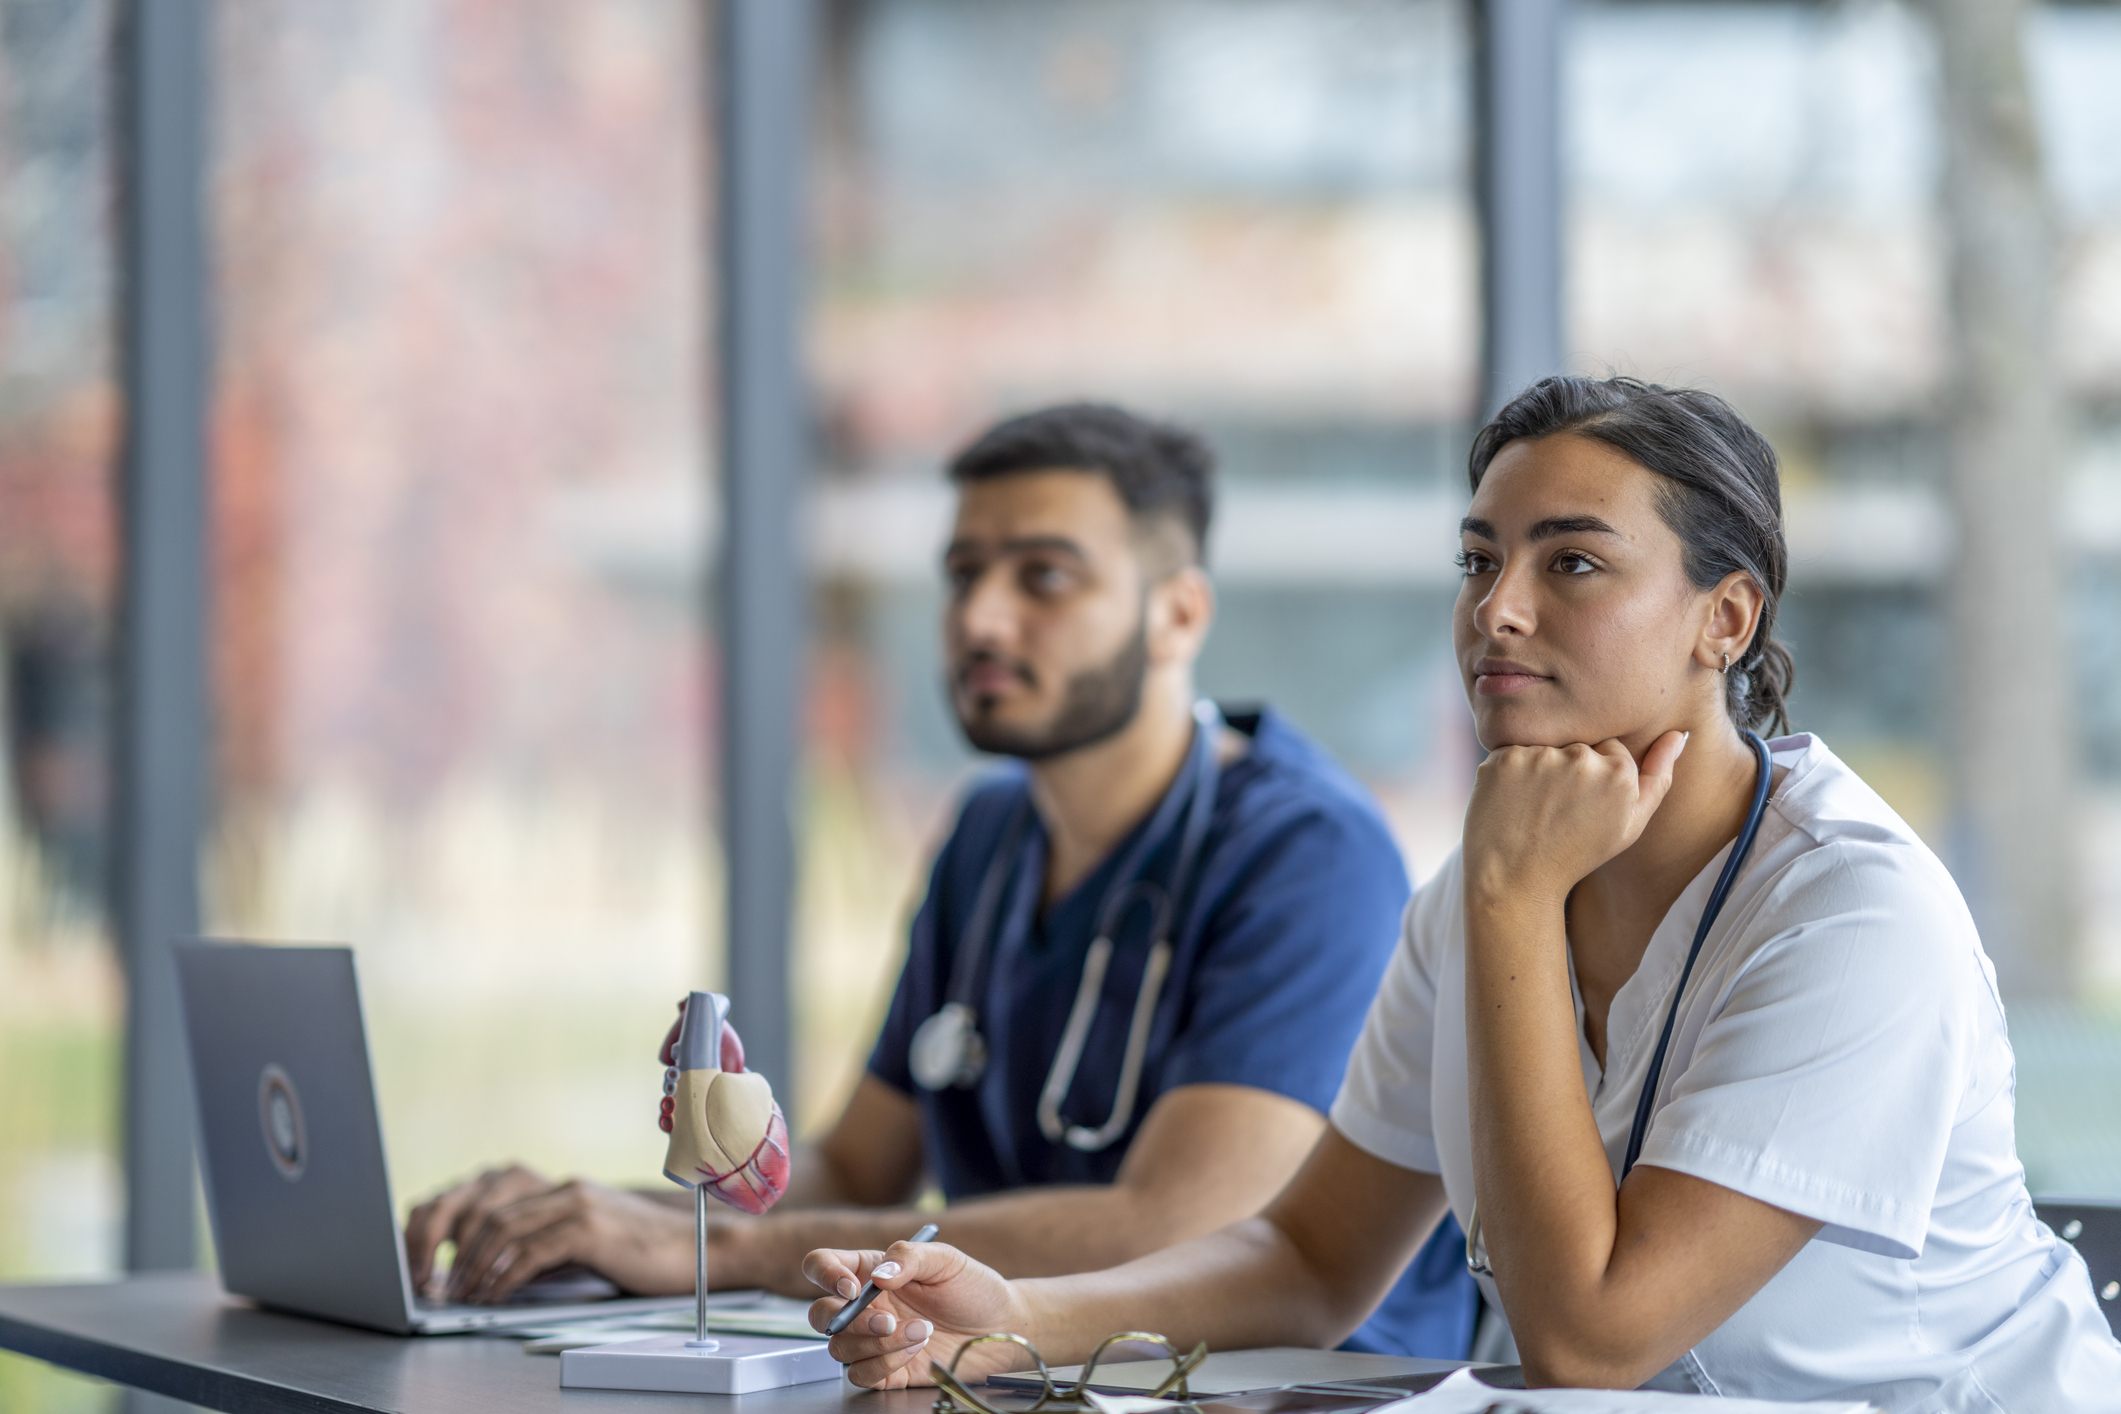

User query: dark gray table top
[0,1273,938,1414]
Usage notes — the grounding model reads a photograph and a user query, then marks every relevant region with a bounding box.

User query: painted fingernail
[837,1277,859,1298]
[868,1312,896,1336]
[872,1261,901,1279]
[905,1321,932,1343]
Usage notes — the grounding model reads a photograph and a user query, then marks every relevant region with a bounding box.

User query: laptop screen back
[175,941,415,1333]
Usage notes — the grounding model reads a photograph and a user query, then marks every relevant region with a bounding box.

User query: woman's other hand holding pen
[805,1240,1030,1389]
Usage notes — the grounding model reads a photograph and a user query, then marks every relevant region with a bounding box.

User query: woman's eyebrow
[1457,513,1622,542]
[1527,514,1621,540]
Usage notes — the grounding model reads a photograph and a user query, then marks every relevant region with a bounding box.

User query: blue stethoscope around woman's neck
[1465,728,1775,1278]
[907,700,1225,1154]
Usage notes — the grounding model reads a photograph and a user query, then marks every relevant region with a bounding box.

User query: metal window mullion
[1476,0,1567,420]
[714,0,815,1109]
[112,0,212,1273]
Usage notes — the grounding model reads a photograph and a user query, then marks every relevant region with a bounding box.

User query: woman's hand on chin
[1463,732,1689,905]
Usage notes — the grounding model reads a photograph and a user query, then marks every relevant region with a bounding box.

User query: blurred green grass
[0,1019,120,1414]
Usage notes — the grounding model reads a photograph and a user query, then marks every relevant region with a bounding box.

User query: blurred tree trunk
[1922,0,2072,996]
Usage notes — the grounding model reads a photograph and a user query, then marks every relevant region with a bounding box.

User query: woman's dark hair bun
[1469,376,1795,737]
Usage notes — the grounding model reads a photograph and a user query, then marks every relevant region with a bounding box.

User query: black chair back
[2034,1200,2121,1337]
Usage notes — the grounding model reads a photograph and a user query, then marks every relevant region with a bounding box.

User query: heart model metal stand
[560,991,830,1395]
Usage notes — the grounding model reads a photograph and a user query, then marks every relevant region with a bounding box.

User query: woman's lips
[1473,661,1550,696]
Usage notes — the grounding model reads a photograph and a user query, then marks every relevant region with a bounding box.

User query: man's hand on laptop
[405,1164,693,1304]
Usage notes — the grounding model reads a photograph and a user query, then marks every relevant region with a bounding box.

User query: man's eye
[1552,551,1598,575]
[944,563,980,594]
[1454,549,1496,576]
[1022,564,1070,594]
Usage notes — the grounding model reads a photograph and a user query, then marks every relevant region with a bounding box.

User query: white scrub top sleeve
[1634,838,1994,1260]
[1330,853,1457,1174]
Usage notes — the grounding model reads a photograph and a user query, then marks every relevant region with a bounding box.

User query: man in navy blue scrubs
[409,404,1477,1357]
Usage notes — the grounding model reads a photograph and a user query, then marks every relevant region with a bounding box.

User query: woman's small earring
[1720,652,1730,675]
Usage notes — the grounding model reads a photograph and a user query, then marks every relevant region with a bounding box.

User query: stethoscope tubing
[1466,729,1775,1278]
[1042,704,1222,1150]
[1618,729,1775,1177]
[920,702,1225,1155]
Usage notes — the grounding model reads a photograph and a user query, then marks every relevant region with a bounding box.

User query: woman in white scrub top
[802,377,2121,1411]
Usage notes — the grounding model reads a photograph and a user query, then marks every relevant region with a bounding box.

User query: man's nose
[953,565,1020,647]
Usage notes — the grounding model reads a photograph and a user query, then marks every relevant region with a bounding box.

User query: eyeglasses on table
[931,1331,1210,1414]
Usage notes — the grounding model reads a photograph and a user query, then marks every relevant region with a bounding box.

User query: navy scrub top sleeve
[865,890,928,1096]
[1157,804,1411,1112]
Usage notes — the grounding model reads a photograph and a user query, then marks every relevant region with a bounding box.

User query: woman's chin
[1472,705,1607,753]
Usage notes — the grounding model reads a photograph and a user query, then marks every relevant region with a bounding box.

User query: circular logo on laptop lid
[258,1063,307,1181]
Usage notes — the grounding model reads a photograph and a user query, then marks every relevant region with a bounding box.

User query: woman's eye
[1552,551,1598,575]
[1455,549,1496,576]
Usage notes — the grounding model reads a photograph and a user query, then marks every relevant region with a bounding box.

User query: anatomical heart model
[658,992,790,1214]
[559,996,827,1394]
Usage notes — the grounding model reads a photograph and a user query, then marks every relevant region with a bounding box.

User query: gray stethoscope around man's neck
[907,700,1225,1154]
[1464,729,1774,1278]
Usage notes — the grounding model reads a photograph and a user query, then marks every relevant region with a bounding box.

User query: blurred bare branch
[1919,0,2073,994]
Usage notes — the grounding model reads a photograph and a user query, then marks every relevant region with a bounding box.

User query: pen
[825,1222,940,1336]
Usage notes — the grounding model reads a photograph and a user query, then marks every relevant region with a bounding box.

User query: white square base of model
[561,1333,842,1394]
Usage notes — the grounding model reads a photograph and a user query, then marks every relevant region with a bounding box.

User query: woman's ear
[1696,570,1766,672]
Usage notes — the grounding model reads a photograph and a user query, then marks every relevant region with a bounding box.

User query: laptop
[174,940,712,1334]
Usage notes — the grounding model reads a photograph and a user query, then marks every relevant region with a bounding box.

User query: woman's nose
[1473,561,1536,640]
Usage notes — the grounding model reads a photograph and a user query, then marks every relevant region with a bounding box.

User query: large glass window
[0,1,123,1408]
[208,0,713,1208]
[6,10,2121,1409]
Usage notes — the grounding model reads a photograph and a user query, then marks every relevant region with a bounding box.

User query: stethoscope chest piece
[911,1001,988,1091]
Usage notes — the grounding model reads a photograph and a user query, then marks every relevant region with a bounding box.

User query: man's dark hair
[947,402,1215,566]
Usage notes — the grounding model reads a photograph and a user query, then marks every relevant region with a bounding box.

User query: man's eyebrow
[943,534,1090,561]
[1457,514,1621,541]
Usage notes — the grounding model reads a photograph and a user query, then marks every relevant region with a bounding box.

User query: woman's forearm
[1007,1130,1448,1365]
[1462,889,1629,1365]
[810,1130,1450,1387]
[1014,1213,1348,1367]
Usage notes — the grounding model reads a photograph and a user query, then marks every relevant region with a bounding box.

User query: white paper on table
[517,1295,825,1353]
[1369,1370,1877,1414]
[1083,1392,1190,1414]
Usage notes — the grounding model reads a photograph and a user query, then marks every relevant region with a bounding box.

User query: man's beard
[953,620,1149,761]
